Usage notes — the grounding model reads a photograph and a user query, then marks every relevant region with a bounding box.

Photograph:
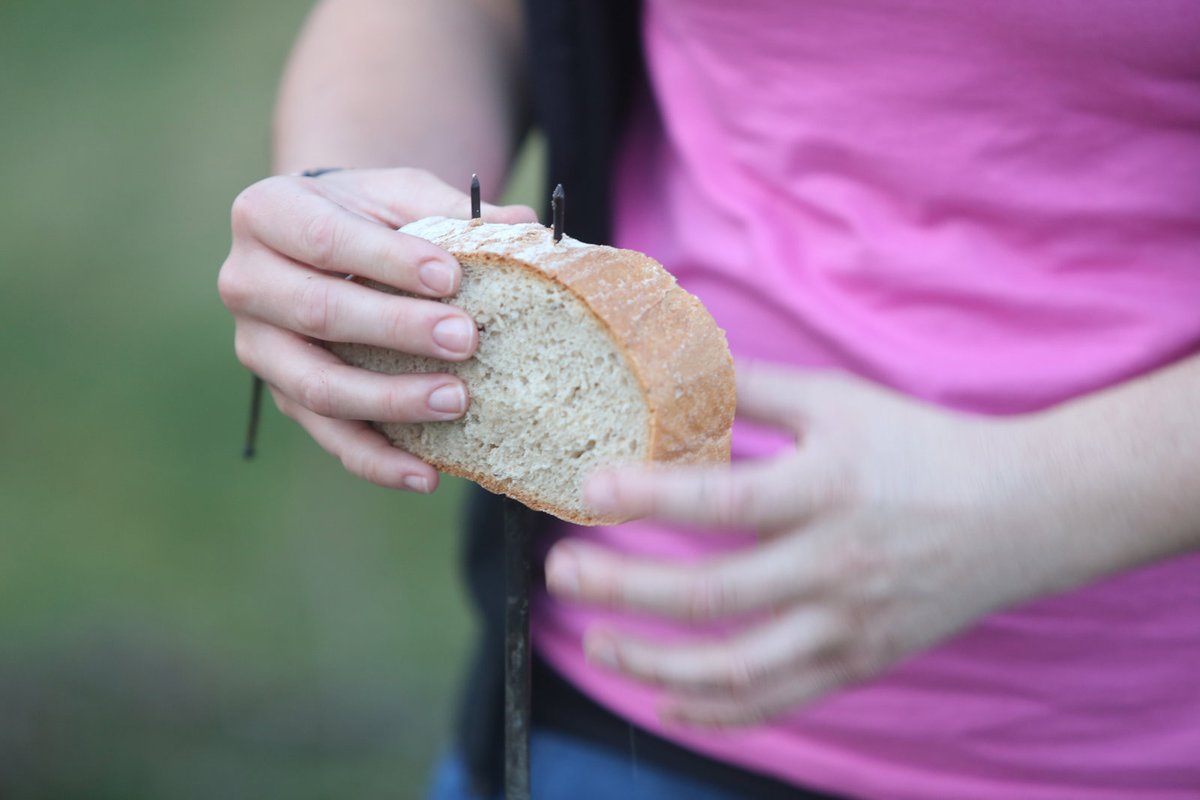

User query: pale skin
[219,0,535,493]
[221,0,1200,730]
[545,358,1200,727]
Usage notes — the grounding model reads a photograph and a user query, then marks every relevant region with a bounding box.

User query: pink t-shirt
[533,2,1200,798]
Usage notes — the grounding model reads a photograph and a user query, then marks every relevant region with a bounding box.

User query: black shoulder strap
[524,0,644,246]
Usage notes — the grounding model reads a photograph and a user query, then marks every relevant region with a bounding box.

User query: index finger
[583,458,813,532]
[233,179,461,297]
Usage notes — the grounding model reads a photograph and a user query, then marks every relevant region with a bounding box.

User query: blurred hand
[545,361,1064,728]
[218,167,536,492]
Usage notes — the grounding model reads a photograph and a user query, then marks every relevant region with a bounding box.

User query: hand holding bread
[547,366,1054,727]
[218,168,735,517]
[217,167,536,493]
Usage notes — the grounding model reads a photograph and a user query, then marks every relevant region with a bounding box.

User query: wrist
[992,399,1194,597]
[946,416,1089,606]
[993,416,1110,594]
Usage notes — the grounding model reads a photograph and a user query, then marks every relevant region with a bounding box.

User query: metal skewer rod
[478,170,532,799]
[242,375,264,459]
[240,168,346,460]
[552,183,565,243]
[503,496,532,800]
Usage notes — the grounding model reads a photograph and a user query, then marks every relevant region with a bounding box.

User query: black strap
[523,0,644,243]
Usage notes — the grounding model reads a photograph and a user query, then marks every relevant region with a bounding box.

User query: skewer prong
[552,183,565,242]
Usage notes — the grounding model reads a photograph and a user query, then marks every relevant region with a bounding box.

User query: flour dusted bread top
[330,217,735,525]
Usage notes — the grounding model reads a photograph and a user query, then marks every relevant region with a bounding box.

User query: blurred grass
[0,2,543,796]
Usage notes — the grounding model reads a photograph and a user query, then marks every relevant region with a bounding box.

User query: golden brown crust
[420,455,630,527]
[345,218,735,525]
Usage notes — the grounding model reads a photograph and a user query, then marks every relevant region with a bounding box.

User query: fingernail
[418,259,456,295]
[584,472,617,513]
[432,316,474,355]
[403,475,431,493]
[586,635,619,670]
[546,550,580,596]
[427,383,467,415]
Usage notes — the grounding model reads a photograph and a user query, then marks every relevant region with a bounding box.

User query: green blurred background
[0,2,541,797]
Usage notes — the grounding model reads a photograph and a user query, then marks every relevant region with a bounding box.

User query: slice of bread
[329,217,735,525]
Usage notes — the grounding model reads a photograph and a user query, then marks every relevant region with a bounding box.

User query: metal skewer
[242,375,264,460]
[503,497,532,800]
[240,168,345,459]
[501,182,569,798]
[552,183,565,243]
[499,178,566,800]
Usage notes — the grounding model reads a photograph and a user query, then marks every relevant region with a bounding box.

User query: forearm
[272,0,527,193]
[1009,354,1200,592]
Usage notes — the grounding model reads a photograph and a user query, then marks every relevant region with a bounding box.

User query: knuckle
[822,461,862,513]
[230,177,287,235]
[359,458,385,486]
[836,646,878,685]
[708,476,755,529]
[831,535,885,584]
[739,703,772,727]
[687,570,730,622]
[232,328,256,370]
[836,593,871,639]
[698,702,765,729]
[379,384,414,422]
[400,167,435,187]
[610,562,653,612]
[299,211,342,269]
[348,450,389,487]
[387,305,416,350]
[339,452,360,480]
[271,390,298,420]
[294,278,336,338]
[857,611,903,671]
[297,367,336,416]
[829,607,887,683]
[339,447,365,479]
[217,261,250,311]
[229,184,261,234]
[716,651,759,694]
[606,566,630,608]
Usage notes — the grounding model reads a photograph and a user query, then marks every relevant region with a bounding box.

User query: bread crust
[339,217,735,525]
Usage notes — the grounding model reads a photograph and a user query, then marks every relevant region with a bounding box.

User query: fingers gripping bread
[330,217,735,525]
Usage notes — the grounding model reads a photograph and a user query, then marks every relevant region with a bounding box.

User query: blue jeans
[426,729,756,800]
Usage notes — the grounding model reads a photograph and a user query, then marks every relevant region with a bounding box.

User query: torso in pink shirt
[532,2,1200,797]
